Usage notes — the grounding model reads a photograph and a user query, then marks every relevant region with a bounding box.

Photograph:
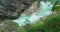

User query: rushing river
[13,0,57,27]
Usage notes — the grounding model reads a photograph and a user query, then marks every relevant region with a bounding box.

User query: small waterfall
[13,0,57,27]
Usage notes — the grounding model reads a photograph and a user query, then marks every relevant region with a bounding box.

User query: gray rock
[0,0,36,20]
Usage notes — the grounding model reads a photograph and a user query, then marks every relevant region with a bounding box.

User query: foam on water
[12,0,57,27]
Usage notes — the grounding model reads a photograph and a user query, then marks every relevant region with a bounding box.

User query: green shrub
[26,14,60,32]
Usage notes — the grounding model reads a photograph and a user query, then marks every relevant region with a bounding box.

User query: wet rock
[24,1,40,15]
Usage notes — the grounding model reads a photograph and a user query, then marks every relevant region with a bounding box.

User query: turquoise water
[13,0,57,27]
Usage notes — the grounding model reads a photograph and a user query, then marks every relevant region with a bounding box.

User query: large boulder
[0,0,36,20]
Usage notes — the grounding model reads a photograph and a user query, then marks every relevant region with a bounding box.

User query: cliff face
[0,0,36,20]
